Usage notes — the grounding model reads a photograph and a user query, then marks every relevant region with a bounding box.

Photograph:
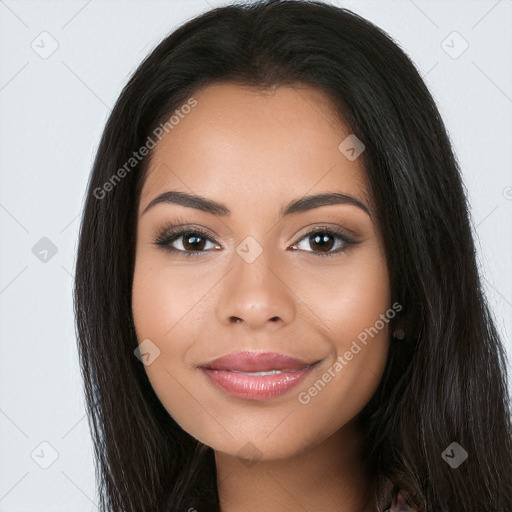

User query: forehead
[140,83,370,214]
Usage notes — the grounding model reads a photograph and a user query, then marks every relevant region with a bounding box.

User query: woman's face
[132,83,391,460]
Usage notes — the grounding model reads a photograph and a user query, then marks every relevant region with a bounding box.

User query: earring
[392,328,405,340]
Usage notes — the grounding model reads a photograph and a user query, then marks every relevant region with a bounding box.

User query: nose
[215,250,296,330]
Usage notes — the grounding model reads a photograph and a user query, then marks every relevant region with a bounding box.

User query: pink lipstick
[198,351,319,401]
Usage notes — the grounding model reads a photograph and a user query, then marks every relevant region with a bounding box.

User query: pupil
[184,233,205,251]
[311,233,333,252]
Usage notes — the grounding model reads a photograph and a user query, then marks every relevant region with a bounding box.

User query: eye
[290,227,359,257]
[154,227,221,257]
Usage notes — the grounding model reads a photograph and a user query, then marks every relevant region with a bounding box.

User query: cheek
[131,253,219,397]
[131,258,203,428]
[293,244,390,343]
[131,257,185,373]
[291,248,391,409]
[131,253,208,341]
[132,264,179,340]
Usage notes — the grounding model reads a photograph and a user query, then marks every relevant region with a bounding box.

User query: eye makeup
[152,215,362,258]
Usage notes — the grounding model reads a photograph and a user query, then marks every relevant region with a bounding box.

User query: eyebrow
[141,190,371,218]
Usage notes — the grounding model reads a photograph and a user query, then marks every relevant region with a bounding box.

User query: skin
[132,83,392,512]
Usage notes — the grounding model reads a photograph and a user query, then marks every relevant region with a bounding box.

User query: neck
[215,422,373,512]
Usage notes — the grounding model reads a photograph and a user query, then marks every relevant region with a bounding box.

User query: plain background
[0,0,511,510]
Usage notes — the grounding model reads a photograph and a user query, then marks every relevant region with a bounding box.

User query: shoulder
[383,488,418,512]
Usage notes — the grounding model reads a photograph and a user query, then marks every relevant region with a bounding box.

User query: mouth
[198,351,322,400]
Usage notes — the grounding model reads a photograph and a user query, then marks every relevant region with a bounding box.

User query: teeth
[234,370,283,376]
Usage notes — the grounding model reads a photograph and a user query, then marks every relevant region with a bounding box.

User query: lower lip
[200,365,317,401]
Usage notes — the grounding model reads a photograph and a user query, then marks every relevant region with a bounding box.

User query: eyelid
[293,223,359,243]
[153,215,223,243]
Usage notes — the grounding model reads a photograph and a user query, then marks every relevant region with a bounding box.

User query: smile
[199,364,319,401]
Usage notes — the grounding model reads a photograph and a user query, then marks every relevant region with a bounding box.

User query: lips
[197,351,321,400]
[199,351,316,372]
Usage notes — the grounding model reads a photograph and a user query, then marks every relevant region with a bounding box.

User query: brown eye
[154,227,220,257]
[291,228,359,257]
[308,232,336,253]
[181,232,208,251]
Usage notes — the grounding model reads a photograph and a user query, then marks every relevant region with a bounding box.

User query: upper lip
[199,351,319,372]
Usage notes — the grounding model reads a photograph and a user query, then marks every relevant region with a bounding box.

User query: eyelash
[153,222,360,258]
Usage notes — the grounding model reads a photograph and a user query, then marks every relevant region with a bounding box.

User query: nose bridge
[215,236,295,328]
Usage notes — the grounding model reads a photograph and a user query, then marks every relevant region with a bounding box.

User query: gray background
[1,0,511,510]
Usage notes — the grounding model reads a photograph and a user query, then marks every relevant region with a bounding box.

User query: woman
[74,1,512,511]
